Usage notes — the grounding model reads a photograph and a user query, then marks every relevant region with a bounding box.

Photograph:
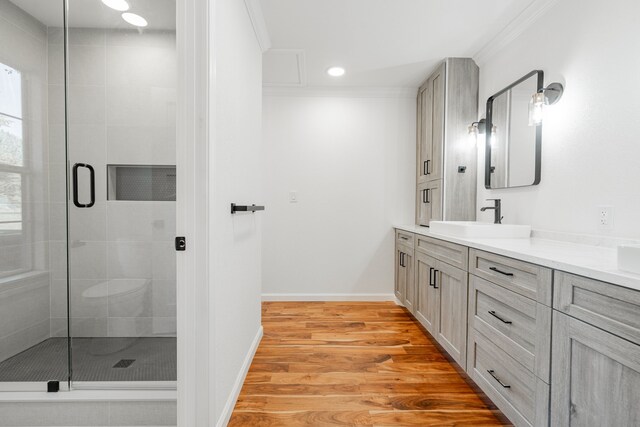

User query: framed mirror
[485,70,543,189]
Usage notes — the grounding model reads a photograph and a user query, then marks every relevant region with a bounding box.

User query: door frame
[176,0,214,424]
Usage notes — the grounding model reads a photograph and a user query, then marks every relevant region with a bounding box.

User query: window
[0,63,24,237]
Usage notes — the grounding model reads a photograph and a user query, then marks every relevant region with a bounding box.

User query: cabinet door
[416,180,442,226]
[417,87,430,184]
[416,182,430,226]
[551,311,640,427]
[429,63,445,182]
[403,251,416,314]
[428,179,443,222]
[395,247,406,302]
[435,260,468,368]
[415,252,439,335]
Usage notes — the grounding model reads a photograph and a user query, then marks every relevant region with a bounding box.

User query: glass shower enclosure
[0,0,177,389]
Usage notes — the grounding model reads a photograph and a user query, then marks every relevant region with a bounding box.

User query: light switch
[289,191,298,203]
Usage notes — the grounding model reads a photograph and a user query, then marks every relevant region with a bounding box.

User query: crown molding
[244,0,271,53]
[473,0,560,66]
[263,86,418,99]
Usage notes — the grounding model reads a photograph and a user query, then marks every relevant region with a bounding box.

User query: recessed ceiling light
[101,0,129,12]
[122,12,148,27]
[327,67,346,77]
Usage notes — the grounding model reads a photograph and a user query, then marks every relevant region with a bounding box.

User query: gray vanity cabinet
[434,260,469,368]
[551,271,640,426]
[395,230,415,308]
[413,235,469,368]
[551,311,640,426]
[415,252,438,334]
[415,58,478,226]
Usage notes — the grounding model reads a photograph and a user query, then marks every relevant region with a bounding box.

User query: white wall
[476,0,640,240]
[211,0,263,424]
[262,91,416,298]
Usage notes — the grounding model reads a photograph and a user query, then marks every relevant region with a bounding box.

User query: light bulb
[490,125,497,148]
[468,123,478,146]
[528,92,545,126]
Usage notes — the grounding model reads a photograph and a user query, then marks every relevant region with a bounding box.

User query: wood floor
[229,301,510,426]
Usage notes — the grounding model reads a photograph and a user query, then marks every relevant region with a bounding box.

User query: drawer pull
[488,310,512,324]
[429,267,434,287]
[487,370,511,388]
[489,266,514,277]
[432,269,439,289]
[400,236,409,241]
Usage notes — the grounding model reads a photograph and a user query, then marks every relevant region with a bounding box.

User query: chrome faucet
[480,199,503,224]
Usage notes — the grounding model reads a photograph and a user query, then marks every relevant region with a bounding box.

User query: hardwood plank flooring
[229,301,510,426]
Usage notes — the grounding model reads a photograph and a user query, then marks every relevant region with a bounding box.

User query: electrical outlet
[289,191,298,203]
[597,205,614,230]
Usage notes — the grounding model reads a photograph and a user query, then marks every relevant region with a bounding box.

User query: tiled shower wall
[47,28,176,338]
[0,0,51,361]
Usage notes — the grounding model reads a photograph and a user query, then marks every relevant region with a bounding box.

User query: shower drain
[113,359,136,368]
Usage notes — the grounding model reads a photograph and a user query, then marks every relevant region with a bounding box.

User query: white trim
[215,326,263,427]
[262,293,396,302]
[263,86,417,98]
[176,0,212,425]
[243,0,271,52]
[0,389,176,402]
[262,49,307,87]
[473,0,560,65]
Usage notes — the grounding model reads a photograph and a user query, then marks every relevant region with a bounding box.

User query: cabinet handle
[489,266,514,277]
[400,236,409,240]
[487,370,511,388]
[432,269,439,289]
[425,159,431,175]
[429,267,434,287]
[426,188,430,203]
[400,252,405,268]
[488,310,512,324]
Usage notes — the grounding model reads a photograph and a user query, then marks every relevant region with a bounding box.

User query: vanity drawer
[395,230,415,248]
[469,275,551,382]
[415,235,468,270]
[469,249,552,306]
[469,330,549,427]
[554,271,640,346]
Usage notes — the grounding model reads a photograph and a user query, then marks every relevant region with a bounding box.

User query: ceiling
[261,0,537,88]
[10,0,175,30]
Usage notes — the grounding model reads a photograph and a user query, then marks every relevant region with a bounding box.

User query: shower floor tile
[0,337,176,382]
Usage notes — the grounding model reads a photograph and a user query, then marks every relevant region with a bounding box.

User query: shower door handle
[72,163,95,208]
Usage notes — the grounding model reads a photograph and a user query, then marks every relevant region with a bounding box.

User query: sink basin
[429,221,531,239]
[618,245,640,274]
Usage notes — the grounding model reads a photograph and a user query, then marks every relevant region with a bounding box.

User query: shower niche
[107,165,177,201]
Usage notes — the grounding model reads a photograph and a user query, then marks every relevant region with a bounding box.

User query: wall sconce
[467,118,486,145]
[528,82,564,126]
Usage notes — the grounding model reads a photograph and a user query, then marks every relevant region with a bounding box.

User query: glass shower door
[0,0,69,388]
[65,0,177,384]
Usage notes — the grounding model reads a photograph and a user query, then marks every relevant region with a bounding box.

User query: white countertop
[395,224,640,292]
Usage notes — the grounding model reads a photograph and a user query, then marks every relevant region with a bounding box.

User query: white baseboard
[216,325,263,427]
[261,293,396,302]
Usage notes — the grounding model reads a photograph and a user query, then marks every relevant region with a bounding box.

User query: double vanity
[394,224,640,427]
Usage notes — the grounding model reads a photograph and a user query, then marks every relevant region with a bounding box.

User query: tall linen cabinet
[416,58,479,226]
